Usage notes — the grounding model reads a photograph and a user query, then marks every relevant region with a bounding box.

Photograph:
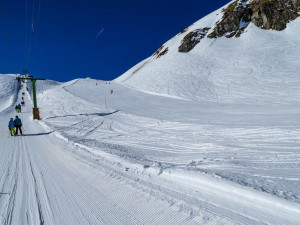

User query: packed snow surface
[1,75,298,224]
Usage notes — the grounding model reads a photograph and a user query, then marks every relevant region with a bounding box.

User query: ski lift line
[26,0,42,72]
[26,0,28,56]
[26,0,36,71]
[0,0,16,72]
[36,0,42,34]
[31,0,36,26]
[32,0,42,64]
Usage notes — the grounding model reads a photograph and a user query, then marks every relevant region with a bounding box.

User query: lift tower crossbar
[16,76,46,120]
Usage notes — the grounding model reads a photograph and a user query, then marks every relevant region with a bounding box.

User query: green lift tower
[16,75,46,120]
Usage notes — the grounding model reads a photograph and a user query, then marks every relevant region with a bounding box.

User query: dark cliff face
[207,0,252,38]
[251,0,300,30]
[178,28,210,53]
[209,0,300,38]
[178,0,300,53]
[153,45,169,58]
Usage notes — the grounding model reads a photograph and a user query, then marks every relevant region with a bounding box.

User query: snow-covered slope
[39,79,300,224]
[115,1,300,104]
[0,74,18,112]
[25,78,60,94]
[0,75,299,224]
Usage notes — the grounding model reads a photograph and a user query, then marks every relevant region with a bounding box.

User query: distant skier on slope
[14,116,23,136]
[18,104,22,113]
[15,105,19,113]
[8,118,16,136]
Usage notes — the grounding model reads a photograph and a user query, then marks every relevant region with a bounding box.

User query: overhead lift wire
[32,0,42,60]
[26,0,36,71]
[0,0,16,72]
[26,0,41,73]
[26,0,28,71]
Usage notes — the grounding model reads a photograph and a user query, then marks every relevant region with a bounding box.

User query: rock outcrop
[208,0,252,38]
[208,0,300,39]
[178,27,210,52]
[250,0,300,30]
[178,0,300,52]
[153,45,169,58]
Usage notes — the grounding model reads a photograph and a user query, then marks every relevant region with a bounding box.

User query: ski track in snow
[59,80,300,204]
[2,78,294,224]
[0,75,299,224]
[0,83,244,224]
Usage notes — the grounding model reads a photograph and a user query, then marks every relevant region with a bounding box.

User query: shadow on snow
[44,110,119,120]
[22,131,53,137]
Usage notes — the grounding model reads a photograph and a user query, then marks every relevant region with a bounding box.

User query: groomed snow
[0,69,300,224]
[12,77,296,224]
[2,82,218,224]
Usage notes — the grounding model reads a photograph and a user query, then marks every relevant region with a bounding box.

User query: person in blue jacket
[18,104,22,113]
[8,118,16,136]
[14,116,23,135]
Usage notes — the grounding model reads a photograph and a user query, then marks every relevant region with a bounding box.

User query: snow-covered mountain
[115,0,300,104]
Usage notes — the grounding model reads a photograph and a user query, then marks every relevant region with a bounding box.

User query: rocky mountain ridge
[178,0,300,52]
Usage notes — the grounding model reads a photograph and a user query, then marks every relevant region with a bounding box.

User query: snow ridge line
[61,79,79,89]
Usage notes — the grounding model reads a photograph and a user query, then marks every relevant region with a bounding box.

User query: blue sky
[0,0,229,81]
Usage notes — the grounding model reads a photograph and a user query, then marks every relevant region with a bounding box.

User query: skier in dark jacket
[18,104,22,113]
[8,118,16,136]
[14,116,23,135]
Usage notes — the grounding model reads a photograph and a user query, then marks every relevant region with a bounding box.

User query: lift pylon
[16,75,46,120]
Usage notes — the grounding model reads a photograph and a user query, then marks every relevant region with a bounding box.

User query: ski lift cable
[30,0,37,34]
[27,0,42,72]
[26,0,28,68]
[36,0,42,33]
[0,0,17,72]
[26,0,36,71]
[32,0,42,56]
